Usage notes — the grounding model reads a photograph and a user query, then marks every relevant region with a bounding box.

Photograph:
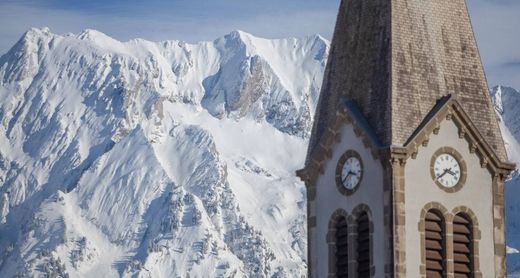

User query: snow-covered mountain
[492,86,520,276]
[1,27,520,278]
[0,28,328,277]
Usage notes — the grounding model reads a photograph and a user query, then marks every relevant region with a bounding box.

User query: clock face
[433,153,461,188]
[340,156,362,190]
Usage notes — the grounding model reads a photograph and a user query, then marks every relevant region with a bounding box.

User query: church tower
[297,0,516,277]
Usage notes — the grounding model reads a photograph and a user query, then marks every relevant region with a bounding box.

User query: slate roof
[306,0,507,166]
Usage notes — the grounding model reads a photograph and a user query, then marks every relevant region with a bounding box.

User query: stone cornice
[297,101,384,186]
[297,96,516,187]
[402,96,515,180]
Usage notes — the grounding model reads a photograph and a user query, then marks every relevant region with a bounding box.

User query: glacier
[0,27,520,277]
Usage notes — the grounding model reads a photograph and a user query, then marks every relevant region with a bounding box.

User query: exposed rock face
[0,28,327,277]
[0,27,519,277]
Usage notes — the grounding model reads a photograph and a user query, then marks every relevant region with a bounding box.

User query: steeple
[307,0,507,164]
[299,1,515,276]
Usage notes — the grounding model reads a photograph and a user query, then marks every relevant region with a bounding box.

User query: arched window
[357,212,370,277]
[424,210,446,277]
[335,217,349,277]
[453,213,473,277]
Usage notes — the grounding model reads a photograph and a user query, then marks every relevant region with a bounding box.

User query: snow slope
[0,28,328,277]
[492,86,520,276]
[1,27,520,277]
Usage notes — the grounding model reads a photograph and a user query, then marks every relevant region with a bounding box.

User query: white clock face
[341,157,362,190]
[433,154,461,188]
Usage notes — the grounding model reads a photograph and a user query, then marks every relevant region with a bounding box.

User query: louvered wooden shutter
[357,212,370,277]
[453,214,473,278]
[336,217,349,277]
[425,211,445,278]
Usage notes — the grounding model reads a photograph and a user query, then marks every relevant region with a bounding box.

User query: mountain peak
[75,29,127,51]
[18,27,50,39]
[77,29,110,40]
[2,25,520,277]
[310,34,329,47]
[227,30,252,40]
[14,27,53,49]
[0,27,57,83]
[214,30,255,52]
[24,27,51,37]
[0,29,326,276]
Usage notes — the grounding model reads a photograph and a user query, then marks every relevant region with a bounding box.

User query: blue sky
[0,0,519,88]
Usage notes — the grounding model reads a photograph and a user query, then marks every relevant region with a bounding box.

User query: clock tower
[296,0,516,277]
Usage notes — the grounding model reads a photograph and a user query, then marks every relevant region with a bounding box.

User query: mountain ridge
[0,27,327,277]
[0,28,519,277]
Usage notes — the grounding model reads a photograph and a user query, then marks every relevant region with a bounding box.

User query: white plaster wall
[404,119,496,276]
[312,123,386,277]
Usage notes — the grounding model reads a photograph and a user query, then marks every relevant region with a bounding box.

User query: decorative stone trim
[451,206,482,278]
[297,101,384,186]
[418,203,482,278]
[307,193,314,276]
[326,206,375,278]
[347,214,357,278]
[351,204,375,277]
[351,204,372,219]
[451,207,480,238]
[309,216,317,228]
[404,96,515,177]
[337,105,383,161]
[418,202,450,278]
[401,97,513,277]
[298,96,515,278]
[386,147,408,278]
[382,157,395,278]
[327,209,350,277]
[328,209,350,229]
[335,150,364,196]
[491,175,507,278]
[429,147,468,193]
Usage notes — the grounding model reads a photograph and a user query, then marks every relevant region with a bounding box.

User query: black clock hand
[436,169,449,180]
[342,172,352,184]
[446,169,457,176]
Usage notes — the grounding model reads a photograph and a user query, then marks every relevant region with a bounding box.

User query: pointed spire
[307,0,507,163]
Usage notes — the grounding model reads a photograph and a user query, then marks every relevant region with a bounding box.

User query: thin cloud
[503,61,520,69]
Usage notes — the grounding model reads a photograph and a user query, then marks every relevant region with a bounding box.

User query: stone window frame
[452,206,482,278]
[335,150,364,196]
[351,204,375,277]
[327,205,374,278]
[429,147,468,193]
[418,203,482,278]
[327,209,352,278]
[419,202,449,278]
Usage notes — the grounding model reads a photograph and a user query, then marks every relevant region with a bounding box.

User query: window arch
[453,213,473,277]
[352,204,373,277]
[328,205,373,277]
[328,209,350,277]
[357,211,370,277]
[336,216,349,277]
[424,210,446,277]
